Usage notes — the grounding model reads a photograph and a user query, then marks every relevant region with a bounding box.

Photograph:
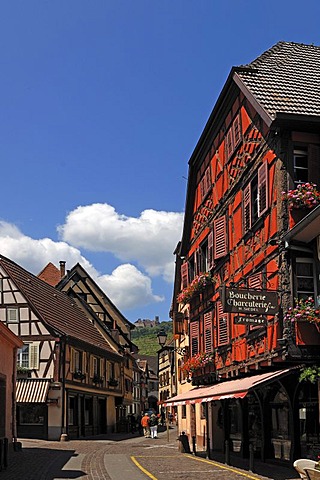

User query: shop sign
[222,287,278,315]
[234,315,267,326]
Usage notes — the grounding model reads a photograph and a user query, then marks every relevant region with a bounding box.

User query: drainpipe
[60,336,68,441]
[12,347,18,445]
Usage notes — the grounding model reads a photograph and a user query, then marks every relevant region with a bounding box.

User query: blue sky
[0,1,319,324]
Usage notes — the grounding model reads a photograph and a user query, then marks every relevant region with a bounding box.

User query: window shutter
[225,128,234,160]
[204,311,213,353]
[181,262,189,289]
[243,184,251,232]
[208,230,214,269]
[233,114,241,148]
[70,348,75,373]
[258,162,268,216]
[308,144,320,187]
[205,166,212,194]
[217,301,229,346]
[173,312,184,335]
[29,343,39,370]
[200,177,205,199]
[82,352,87,373]
[90,356,94,378]
[190,322,199,357]
[248,272,263,289]
[214,215,228,259]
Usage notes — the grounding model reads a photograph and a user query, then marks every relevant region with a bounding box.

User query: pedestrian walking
[141,413,151,438]
[149,413,158,439]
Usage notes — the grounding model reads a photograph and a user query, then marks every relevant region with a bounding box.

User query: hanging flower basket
[177,272,216,305]
[283,297,320,330]
[282,183,320,210]
[181,352,215,378]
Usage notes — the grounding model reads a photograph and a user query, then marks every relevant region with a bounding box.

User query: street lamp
[156,329,186,355]
[157,329,168,347]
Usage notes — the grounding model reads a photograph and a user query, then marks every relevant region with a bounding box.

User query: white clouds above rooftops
[0,203,183,312]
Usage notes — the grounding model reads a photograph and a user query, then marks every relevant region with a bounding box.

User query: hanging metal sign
[234,315,267,326]
[221,287,278,315]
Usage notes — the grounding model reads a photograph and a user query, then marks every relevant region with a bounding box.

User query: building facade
[168,42,320,464]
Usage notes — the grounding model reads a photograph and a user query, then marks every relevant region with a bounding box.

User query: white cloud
[0,220,163,312]
[58,203,184,282]
[96,264,164,310]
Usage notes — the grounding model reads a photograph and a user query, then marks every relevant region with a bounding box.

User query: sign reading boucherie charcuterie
[222,287,278,315]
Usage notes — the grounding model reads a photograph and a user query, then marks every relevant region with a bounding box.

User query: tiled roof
[37,262,61,286]
[0,255,118,356]
[236,41,320,119]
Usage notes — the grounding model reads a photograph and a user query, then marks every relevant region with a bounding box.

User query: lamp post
[157,329,170,442]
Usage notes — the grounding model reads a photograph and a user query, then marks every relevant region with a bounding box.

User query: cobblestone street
[0,427,301,480]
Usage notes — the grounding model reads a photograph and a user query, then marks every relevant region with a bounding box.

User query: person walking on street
[149,413,158,439]
[141,413,151,438]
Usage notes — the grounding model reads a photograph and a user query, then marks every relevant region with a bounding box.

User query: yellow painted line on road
[133,454,261,479]
[186,454,261,479]
[131,455,158,480]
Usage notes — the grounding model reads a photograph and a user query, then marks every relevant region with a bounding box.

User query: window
[17,343,39,370]
[294,148,308,184]
[19,404,45,425]
[295,258,316,301]
[293,145,320,186]
[243,162,268,233]
[7,307,19,323]
[181,405,186,418]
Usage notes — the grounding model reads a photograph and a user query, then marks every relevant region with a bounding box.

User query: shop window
[297,382,320,458]
[84,398,93,425]
[270,387,291,461]
[19,404,45,425]
[200,403,206,419]
[243,162,268,233]
[228,400,242,452]
[181,405,186,418]
[17,343,39,370]
[68,396,76,425]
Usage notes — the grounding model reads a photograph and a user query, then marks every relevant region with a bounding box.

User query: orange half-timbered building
[168,42,320,465]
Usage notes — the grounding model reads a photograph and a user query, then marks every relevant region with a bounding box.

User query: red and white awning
[163,367,296,407]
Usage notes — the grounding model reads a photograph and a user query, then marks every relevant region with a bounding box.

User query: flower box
[177,272,216,305]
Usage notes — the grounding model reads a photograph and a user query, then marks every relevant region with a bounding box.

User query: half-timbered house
[0,255,124,440]
[167,42,320,464]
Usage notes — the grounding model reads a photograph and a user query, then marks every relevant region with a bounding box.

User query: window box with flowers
[282,183,320,224]
[177,272,216,305]
[283,297,320,333]
[181,352,215,380]
[108,378,119,387]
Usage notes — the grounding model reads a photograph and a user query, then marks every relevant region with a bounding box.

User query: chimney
[59,261,66,278]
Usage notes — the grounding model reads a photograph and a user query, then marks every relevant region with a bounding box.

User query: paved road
[0,427,300,480]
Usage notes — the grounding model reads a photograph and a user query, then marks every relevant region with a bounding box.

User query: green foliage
[131,321,173,356]
[299,365,320,384]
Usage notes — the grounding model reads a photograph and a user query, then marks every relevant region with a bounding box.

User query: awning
[283,204,320,244]
[163,368,296,407]
[16,378,51,403]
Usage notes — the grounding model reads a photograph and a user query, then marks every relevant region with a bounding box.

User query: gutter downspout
[60,336,68,441]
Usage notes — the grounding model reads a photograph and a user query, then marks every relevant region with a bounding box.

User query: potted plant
[108,378,119,387]
[177,272,216,305]
[282,183,320,210]
[74,370,86,380]
[299,365,320,384]
[93,374,104,385]
[283,297,320,331]
[181,352,215,379]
